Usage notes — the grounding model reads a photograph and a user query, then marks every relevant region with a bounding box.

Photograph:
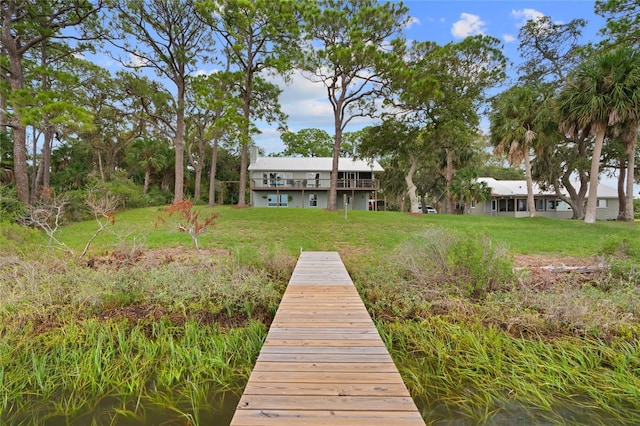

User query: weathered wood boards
[230,251,425,425]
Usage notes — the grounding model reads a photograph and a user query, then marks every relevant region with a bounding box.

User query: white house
[248,149,384,210]
[469,177,619,219]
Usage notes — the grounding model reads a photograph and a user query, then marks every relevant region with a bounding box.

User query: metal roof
[478,177,618,198]
[248,157,384,172]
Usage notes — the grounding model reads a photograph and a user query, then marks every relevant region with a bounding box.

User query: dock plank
[229,251,425,425]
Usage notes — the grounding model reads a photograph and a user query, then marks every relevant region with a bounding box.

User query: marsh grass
[379,318,640,425]
[1,207,639,424]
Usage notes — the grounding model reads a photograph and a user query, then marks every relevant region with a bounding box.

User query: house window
[597,199,607,208]
[471,199,476,208]
[262,173,268,186]
[267,194,288,207]
[309,194,317,207]
[535,199,545,211]
[517,199,527,212]
[547,200,557,210]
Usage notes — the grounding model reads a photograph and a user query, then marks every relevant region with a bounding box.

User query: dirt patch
[513,254,605,289]
[87,247,232,271]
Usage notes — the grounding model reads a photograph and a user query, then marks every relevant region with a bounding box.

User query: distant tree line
[1,0,638,223]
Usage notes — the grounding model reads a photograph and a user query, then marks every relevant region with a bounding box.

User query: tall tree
[395,36,506,213]
[595,0,640,48]
[189,62,245,207]
[490,85,555,218]
[197,0,300,206]
[360,118,423,213]
[557,47,640,223]
[518,16,587,86]
[516,15,595,219]
[106,0,214,202]
[1,0,101,204]
[302,0,409,210]
[279,128,333,157]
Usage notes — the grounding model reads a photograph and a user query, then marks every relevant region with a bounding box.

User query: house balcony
[251,178,379,191]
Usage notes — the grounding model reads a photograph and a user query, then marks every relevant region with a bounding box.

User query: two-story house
[248,149,384,210]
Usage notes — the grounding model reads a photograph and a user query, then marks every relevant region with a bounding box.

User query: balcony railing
[251,178,378,191]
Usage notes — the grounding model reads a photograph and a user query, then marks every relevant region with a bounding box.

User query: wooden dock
[230,251,425,425]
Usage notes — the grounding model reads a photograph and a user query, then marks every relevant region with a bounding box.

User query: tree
[189,64,245,207]
[360,118,423,213]
[595,0,640,48]
[301,0,409,210]
[449,166,491,214]
[279,128,333,157]
[197,0,301,207]
[1,0,101,204]
[106,0,214,202]
[125,136,169,194]
[518,16,587,86]
[395,36,506,214]
[490,85,555,218]
[557,47,640,223]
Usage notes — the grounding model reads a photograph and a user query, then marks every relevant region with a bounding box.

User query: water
[8,391,240,426]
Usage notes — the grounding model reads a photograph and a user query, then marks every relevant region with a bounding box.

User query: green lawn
[56,205,640,262]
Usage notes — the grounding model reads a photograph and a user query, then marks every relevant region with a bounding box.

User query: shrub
[0,186,27,223]
[395,228,515,300]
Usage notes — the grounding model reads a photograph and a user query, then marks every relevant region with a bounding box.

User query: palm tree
[557,47,640,223]
[449,166,492,214]
[490,85,554,218]
[126,137,169,195]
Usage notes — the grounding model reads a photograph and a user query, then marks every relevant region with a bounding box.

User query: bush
[0,186,27,223]
[395,228,515,300]
[89,172,146,209]
[144,187,173,206]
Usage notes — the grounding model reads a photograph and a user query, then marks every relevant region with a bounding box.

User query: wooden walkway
[230,251,425,425]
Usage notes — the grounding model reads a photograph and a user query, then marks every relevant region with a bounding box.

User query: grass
[1,206,639,424]
[44,205,640,263]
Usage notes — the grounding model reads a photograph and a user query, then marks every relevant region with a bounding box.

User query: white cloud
[127,52,148,68]
[503,34,516,43]
[451,13,486,39]
[510,8,545,27]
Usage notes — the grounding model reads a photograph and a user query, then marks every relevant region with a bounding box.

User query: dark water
[416,397,633,426]
[8,391,240,426]
[6,391,634,425]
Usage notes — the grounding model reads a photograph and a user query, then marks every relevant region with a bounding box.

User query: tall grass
[379,318,640,425]
[2,207,639,424]
[0,319,266,424]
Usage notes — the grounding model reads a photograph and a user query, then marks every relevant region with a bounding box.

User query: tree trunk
[405,155,419,213]
[445,149,454,214]
[617,162,626,221]
[142,168,149,194]
[523,147,537,218]
[174,80,186,202]
[208,137,219,207]
[584,126,606,224]
[328,121,341,211]
[4,35,29,204]
[624,122,637,221]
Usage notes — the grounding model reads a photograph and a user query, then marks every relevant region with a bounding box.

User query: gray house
[470,177,619,219]
[248,150,384,210]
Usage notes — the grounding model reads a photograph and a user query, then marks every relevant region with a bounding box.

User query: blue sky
[256,1,608,154]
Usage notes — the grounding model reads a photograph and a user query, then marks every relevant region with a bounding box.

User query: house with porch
[248,150,383,210]
[470,177,619,219]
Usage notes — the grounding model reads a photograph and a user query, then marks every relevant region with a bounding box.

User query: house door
[346,172,357,187]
